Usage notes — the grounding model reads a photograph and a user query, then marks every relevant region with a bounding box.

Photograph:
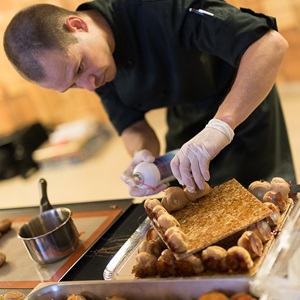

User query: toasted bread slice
[156,179,272,258]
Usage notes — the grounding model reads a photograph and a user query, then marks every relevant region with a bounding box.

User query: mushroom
[248,180,271,201]
[152,205,168,219]
[201,245,228,272]
[226,246,254,272]
[144,198,163,218]
[184,182,212,201]
[263,202,281,227]
[164,226,189,253]
[157,213,180,233]
[270,177,290,201]
[175,254,204,276]
[161,186,189,212]
[248,220,272,244]
[157,249,178,277]
[237,231,263,259]
[263,190,287,212]
[138,240,165,258]
[132,252,158,278]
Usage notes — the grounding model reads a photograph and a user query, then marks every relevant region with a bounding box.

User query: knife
[290,184,300,194]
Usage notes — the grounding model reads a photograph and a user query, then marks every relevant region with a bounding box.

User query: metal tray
[26,277,253,300]
[0,199,132,293]
[103,200,294,281]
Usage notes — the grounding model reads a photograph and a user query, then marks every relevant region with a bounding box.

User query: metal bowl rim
[17,207,73,240]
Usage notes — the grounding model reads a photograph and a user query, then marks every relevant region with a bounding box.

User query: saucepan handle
[39,178,53,213]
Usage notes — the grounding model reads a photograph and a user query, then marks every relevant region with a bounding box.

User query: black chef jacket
[77,0,296,187]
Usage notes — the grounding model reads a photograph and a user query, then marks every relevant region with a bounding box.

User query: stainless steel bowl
[18,207,80,264]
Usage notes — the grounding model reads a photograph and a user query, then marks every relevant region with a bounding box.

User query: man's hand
[170,118,234,192]
[120,149,168,197]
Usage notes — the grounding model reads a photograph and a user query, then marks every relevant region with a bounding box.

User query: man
[3,0,296,197]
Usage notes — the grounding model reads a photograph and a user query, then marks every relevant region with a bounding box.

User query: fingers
[178,157,196,191]
[129,187,155,197]
[171,154,198,192]
[194,144,211,182]
[156,182,170,191]
[133,149,155,164]
[121,149,156,189]
[121,173,166,196]
[120,173,136,187]
[128,184,166,197]
[171,152,193,189]
[190,159,206,190]
[170,155,183,185]
[171,146,209,192]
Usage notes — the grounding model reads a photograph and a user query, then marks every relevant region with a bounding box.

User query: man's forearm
[121,119,160,157]
[215,30,288,130]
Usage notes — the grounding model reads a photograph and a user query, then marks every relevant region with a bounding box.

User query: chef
[3,0,296,197]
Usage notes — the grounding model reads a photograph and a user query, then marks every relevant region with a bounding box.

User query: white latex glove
[170,118,234,192]
[120,149,169,197]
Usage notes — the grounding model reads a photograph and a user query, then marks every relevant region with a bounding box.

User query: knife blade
[290,184,300,194]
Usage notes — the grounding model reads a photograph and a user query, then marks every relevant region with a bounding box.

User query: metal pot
[18,179,80,264]
[18,207,79,264]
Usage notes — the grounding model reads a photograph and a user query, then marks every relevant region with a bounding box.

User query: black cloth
[77,0,296,187]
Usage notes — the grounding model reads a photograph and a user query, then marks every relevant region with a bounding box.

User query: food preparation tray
[104,199,294,280]
[26,277,253,300]
[0,199,132,290]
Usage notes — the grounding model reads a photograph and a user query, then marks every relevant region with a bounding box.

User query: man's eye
[77,63,84,73]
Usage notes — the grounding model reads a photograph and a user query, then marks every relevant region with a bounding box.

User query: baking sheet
[104,200,294,280]
[0,199,132,289]
[26,277,254,300]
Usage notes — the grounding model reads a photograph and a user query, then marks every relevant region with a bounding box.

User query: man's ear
[65,16,89,32]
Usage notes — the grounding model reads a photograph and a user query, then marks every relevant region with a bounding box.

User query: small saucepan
[18,178,80,264]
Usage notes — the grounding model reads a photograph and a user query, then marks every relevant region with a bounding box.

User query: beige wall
[227,0,300,82]
[0,0,299,136]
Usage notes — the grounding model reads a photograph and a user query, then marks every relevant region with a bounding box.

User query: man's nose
[77,74,97,91]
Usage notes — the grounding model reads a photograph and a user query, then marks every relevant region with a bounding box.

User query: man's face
[38,31,117,92]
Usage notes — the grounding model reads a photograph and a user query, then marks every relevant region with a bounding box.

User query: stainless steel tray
[0,199,133,293]
[103,200,294,281]
[26,277,253,300]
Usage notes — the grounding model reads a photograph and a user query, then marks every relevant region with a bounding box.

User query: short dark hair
[3,4,80,82]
